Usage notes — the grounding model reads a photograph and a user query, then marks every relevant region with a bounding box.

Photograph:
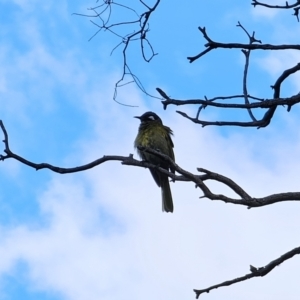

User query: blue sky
[1,1,300,299]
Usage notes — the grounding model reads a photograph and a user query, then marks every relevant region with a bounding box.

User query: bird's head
[134,111,162,124]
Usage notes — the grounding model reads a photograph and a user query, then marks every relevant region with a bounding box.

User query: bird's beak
[134,116,141,120]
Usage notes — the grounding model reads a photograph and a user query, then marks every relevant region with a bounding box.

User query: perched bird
[134,111,175,213]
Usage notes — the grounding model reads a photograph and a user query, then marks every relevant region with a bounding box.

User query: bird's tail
[161,175,174,213]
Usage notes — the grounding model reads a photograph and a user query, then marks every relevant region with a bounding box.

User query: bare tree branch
[127,148,300,208]
[1,120,300,207]
[237,22,258,122]
[187,26,300,63]
[156,23,300,128]
[194,246,300,298]
[158,62,300,128]
[159,93,300,110]
[74,0,161,103]
[252,0,300,9]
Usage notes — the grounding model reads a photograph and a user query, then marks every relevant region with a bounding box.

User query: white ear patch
[148,115,155,120]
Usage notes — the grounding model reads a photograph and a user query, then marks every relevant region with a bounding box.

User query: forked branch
[187,26,300,63]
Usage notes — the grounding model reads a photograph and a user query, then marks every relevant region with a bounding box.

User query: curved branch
[188,26,300,63]
[252,0,300,9]
[134,147,300,207]
[194,246,300,298]
[237,22,258,122]
[1,121,300,207]
[0,120,137,173]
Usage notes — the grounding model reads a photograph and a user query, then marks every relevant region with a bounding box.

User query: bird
[134,111,175,213]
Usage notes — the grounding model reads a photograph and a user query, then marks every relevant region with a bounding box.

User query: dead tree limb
[194,246,300,298]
